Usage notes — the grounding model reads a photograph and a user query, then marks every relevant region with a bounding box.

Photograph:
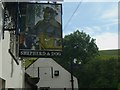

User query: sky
[62,1,119,50]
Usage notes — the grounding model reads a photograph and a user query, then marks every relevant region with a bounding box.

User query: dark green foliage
[84,58,118,88]
[63,30,99,64]
[76,51,119,88]
[73,57,119,88]
[54,30,119,89]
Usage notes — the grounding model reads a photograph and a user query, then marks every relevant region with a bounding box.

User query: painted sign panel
[19,3,62,57]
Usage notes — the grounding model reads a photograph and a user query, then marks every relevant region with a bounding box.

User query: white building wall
[1,31,25,88]
[26,58,78,89]
[0,2,3,78]
[0,38,2,78]
[0,3,25,88]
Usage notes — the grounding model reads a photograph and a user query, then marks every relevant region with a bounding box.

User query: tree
[54,30,99,88]
[62,30,99,64]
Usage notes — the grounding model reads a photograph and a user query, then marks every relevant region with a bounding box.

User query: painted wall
[26,58,78,89]
[0,2,2,78]
[1,31,25,88]
[0,3,25,88]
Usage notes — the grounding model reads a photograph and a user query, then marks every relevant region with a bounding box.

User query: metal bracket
[8,49,19,65]
[2,2,19,39]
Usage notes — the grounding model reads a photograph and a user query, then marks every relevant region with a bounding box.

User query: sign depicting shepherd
[32,6,62,50]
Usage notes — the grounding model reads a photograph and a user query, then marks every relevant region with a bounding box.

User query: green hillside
[24,58,38,69]
[97,49,119,60]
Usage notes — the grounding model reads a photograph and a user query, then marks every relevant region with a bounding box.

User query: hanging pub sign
[19,3,63,57]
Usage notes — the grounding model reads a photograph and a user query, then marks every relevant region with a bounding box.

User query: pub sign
[19,3,62,57]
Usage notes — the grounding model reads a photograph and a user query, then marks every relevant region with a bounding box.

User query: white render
[0,3,25,88]
[0,2,2,78]
[0,29,25,89]
[26,58,79,89]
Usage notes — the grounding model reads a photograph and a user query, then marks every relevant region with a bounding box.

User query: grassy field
[97,49,120,60]
[24,58,38,69]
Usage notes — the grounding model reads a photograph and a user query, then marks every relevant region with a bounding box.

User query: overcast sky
[63,1,119,50]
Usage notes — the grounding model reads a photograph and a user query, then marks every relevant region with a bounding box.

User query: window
[54,70,59,76]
